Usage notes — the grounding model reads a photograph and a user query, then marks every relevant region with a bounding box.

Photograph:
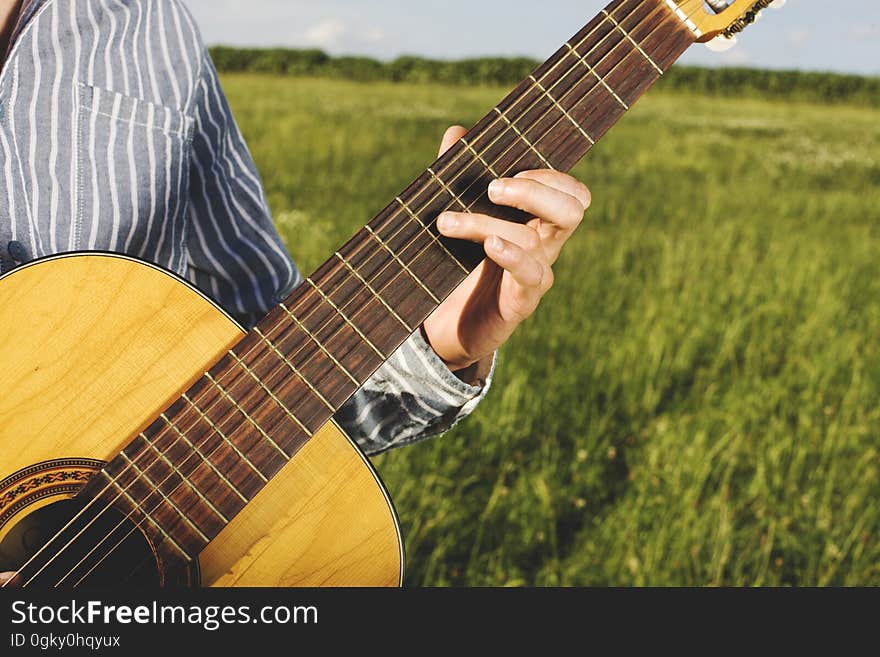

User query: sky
[183,1,880,76]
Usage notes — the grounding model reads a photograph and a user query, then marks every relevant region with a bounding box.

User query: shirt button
[8,240,29,263]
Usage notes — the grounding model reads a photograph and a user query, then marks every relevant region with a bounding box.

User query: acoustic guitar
[0,0,781,587]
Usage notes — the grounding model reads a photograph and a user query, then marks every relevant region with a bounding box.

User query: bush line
[208,46,880,106]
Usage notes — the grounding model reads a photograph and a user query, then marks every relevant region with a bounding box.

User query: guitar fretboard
[84,0,697,562]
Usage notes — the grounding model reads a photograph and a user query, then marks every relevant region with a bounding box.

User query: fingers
[487,175,588,234]
[438,211,542,252]
[0,572,14,585]
[513,170,591,211]
[484,235,550,292]
[439,125,468,157]
[438,211,551,308]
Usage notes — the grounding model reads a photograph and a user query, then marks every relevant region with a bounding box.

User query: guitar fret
[65,1,699,569]
[563,42,629,110]
[334,251,414,331]
[460,137,500,178]
[119,451,210,542]
[253,327,336,411]
[528,75,595,145]
[278,302,362,386]
[133,432,231,523]
[427,167,470,211]
[305,277,387,360]
[99,470,191,559]
[202,373,281,471]
[394,197,469,275]
[492,107,556,170]
[601,9,664,74]
[663,0,703,38]
[159,410,262,504]
[179,394,268,493]
[363,225,442,303]
[226,349,311,443]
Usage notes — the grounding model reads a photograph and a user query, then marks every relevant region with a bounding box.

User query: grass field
[222,73,880,586]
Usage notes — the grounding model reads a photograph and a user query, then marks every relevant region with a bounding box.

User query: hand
[0,571,13,585]
[423,126,591,376]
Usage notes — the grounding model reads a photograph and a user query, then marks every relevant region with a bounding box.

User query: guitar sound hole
[0,499,160,587]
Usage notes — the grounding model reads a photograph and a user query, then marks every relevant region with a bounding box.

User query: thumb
[438,125,468,157]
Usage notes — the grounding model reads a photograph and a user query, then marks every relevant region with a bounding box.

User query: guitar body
[0,253,403,587]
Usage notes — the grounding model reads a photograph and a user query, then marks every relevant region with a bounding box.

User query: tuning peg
[705,34,738,52]
[769,0,786,8]
[705,0,729,13]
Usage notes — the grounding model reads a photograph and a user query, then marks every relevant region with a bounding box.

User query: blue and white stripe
[0,0,492,455]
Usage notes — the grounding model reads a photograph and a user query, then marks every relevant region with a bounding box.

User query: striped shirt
[0,0,492,455]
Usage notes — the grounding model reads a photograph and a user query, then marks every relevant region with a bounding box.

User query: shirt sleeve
[185,50,494,456]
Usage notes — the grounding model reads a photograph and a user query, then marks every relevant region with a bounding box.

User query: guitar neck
[90,0,698,558]
[251,0,698,426]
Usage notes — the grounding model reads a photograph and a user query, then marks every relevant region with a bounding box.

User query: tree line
[208,47,880,107]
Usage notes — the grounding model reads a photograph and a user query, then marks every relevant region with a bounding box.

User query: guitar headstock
[671,0,786,43]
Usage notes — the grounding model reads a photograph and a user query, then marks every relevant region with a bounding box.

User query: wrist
[419,324,481,380]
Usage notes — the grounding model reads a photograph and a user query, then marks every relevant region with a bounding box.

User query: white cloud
[788,28,811,47]
[849,25,880,41]
[722,48,752,65]
[301,19,386,50]
[364,28,386,43]
[303,20,348,48]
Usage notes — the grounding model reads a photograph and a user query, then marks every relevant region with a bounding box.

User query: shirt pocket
[75,83,195,275]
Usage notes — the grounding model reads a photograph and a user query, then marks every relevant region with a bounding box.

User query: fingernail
[437,213,457,231]
[487,235,505,253]
[488,179,506,200]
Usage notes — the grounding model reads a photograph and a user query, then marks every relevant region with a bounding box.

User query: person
[0,1,588,462]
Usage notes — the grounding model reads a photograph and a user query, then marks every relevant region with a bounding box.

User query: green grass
[222,74,880,586]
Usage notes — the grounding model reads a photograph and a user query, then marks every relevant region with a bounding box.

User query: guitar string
[6,0,686,588]
[18,0,682,589]
[51,0,679,589]
[30,0,687,589]
[18,0,660,589]
[62,1,701,588]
